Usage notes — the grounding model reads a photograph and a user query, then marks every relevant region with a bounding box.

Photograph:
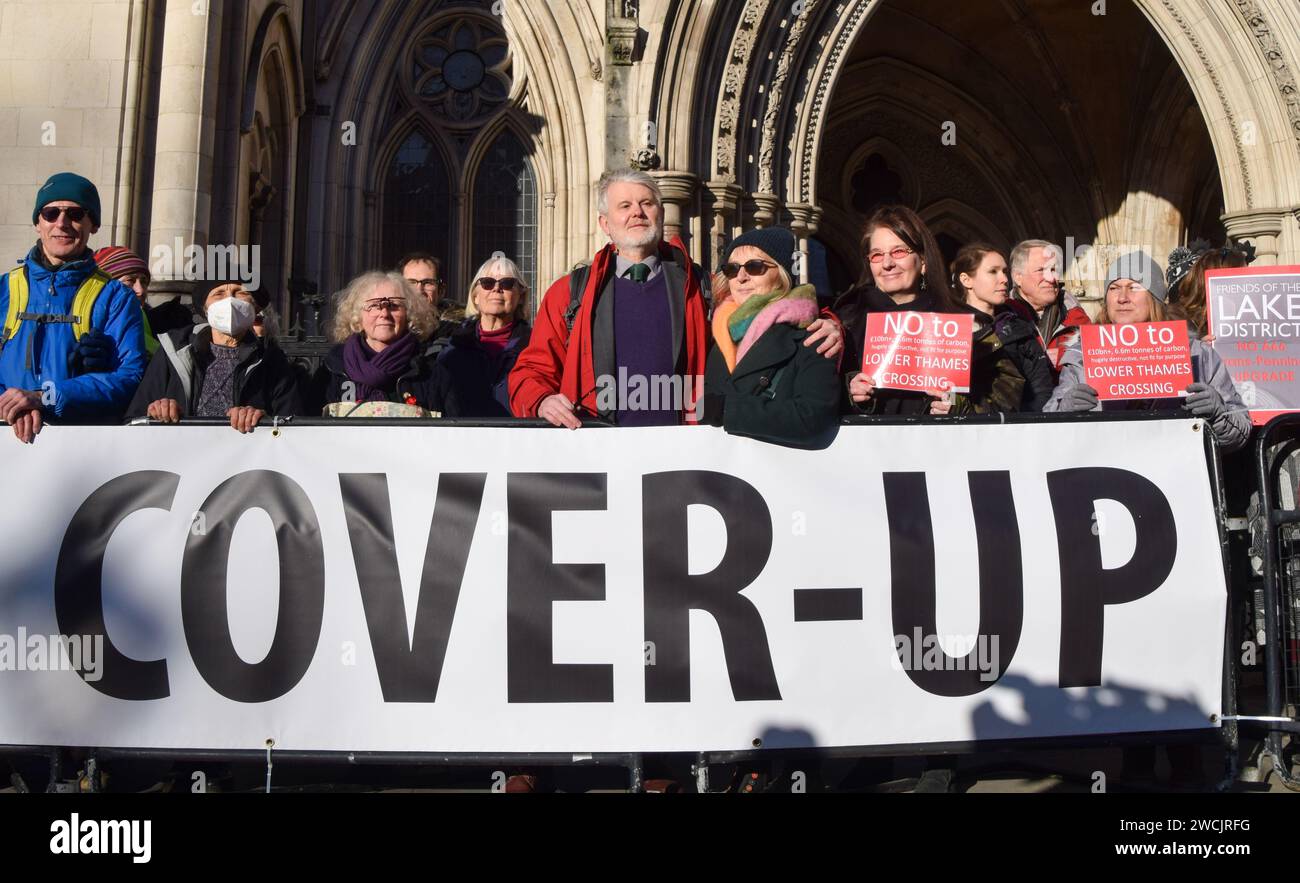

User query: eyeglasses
[39,206,88,223]
[406,278,440,289]
[721,260,778,279]
[867,247,915,265]
[477,277,519,292]
[362,297,408,314]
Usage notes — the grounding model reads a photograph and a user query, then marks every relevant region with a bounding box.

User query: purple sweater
[612,274,677,426]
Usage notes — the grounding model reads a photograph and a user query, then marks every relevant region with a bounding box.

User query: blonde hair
[464,255,531,322]
[331,271,438,343]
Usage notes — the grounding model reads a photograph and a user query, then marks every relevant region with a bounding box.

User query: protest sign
[863,311,973,394]
[1207,266,1300,424]
[1080,321,1193,402]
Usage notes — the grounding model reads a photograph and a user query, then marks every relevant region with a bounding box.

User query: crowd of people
[1,169,1253,452]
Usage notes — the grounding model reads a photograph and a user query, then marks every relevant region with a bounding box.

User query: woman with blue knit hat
[1044,249,1250,451]
[699,227,840,447]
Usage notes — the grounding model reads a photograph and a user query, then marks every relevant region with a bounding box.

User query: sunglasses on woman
[477,277,519,292]
[39,206,88,223]
[721,260,778,279]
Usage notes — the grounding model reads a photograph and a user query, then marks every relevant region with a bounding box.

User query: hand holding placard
[862,312,974,394]
[1080,321,1193,402]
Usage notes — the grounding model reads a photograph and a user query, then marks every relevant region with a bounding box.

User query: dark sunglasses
[39,206,88,223]
[477,277,519,292]
[721,260,778,279]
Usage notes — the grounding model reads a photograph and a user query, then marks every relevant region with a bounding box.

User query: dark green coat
[704,323,841,448]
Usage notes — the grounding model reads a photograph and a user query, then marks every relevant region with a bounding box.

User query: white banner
[0,419,1226,754]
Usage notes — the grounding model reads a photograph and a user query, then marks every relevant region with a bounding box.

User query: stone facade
[3,0,1299,321]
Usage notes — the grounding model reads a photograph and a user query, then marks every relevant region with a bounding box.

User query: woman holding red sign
[1043,251,1249,451]
[945,244,1055,413]
[835,205,962,416]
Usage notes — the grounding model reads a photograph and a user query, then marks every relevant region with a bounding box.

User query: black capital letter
[643,471,781,702]
[507,473,613,703]
[55,471,178,700]
[1047,467,1177,687]
[339,473,486,702]
[884,472,1023,696]
[181,471,324,703]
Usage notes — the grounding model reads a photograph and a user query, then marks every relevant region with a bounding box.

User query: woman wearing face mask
[312,271,459,417]
[1044,250,1250,452]
[700,227,840,447]
[126,280,302,433]
[937,244,1055,415]
[434,256,532,418]
[835,205,963,416]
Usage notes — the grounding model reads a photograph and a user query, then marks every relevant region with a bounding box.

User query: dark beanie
[33,173,101,227]
[723,227,799,282]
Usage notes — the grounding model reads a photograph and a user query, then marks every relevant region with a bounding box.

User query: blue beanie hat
[723,227,800,282]
[33,173,101,227]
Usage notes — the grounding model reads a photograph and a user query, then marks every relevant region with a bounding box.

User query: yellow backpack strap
[71,270,111,340]
[4,267,29,345]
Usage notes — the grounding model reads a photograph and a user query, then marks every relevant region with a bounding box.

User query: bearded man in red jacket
[510,169,842,428]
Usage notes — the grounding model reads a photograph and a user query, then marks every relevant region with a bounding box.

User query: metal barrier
[1247,414,1300,790]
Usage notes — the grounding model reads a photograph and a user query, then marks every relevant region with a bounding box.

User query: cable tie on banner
[265,739,274,793]
[271,416,284,439]
[1220,715,1295,723]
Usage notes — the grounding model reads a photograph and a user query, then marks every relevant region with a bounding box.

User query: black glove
[701,393,726,427]
[1063,383,1100,413]
[1184,382,1225,419]
[74,331,116,374]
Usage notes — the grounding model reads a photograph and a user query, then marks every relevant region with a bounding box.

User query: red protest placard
[1080,321,1193,401]
[863,312,974,394]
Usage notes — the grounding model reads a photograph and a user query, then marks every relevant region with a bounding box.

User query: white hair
[1010,239,1064,276]
[465,254,531,321]
[596,169,663,216]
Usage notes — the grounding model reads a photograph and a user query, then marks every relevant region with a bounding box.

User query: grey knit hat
[1104,251,1169,303]
[723,227,799,281]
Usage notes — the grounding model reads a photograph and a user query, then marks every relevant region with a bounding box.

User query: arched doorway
[812,0,1224,304]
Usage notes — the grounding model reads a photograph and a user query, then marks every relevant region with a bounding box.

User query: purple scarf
[343,332,418,401]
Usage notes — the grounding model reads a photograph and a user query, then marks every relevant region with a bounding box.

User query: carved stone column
[653,171,699,245]
[751,192,782,229]
[787,202,823,285]
[704,180,745,270]
[1223,209,1287,265]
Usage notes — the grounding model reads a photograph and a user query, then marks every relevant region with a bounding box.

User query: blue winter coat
[0,245,147,419]
[434,318,530,418]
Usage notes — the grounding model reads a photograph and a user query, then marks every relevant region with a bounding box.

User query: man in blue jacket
[0,173,147,442]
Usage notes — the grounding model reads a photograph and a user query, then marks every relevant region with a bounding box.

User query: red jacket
[1006,296,1092,374]
[508,238,709,422]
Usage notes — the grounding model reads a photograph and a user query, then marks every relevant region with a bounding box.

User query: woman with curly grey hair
[310,271,459,416]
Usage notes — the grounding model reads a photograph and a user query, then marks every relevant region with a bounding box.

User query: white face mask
[207,296,256,337]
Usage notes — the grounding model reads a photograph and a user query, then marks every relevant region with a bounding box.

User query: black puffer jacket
[954,304,1056,414]
[125,324,303,419]
[833,283,953,416]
